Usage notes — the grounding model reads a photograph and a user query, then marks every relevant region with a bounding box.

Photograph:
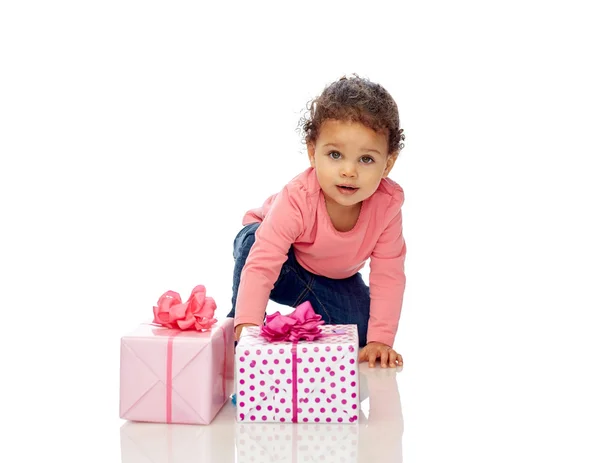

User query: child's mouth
[336,185,359,195]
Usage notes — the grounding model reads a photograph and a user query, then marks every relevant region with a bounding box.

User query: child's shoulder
[375,176,405,207]
[284,167,321,197]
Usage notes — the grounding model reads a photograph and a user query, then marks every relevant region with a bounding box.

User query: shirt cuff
[233,314,265,329]
[366,332,395,348]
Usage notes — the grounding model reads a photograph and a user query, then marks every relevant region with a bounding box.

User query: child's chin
[335,198,362,209]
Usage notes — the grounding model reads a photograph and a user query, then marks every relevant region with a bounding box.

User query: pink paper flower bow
[152,285,217,331]
[260,301,325,342]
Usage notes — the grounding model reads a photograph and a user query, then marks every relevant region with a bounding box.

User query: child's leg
[309,275,370,348]
[227,222,260,319]
[226,224,368,343]
[273,260,370,347]
[227,223,308,319]
[268,251,371,348]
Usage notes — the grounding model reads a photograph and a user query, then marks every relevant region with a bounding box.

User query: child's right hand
[235,323,258,341]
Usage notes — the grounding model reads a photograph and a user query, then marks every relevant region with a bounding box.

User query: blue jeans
[227,222,370,347]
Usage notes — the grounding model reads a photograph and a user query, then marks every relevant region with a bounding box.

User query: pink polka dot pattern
[235,324,360,423]
[236,422,359,462]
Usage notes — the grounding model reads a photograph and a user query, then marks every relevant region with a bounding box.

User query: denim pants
[227,222,371,347]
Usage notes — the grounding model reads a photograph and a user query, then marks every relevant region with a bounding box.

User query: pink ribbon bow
[152,285,217,331]
[260,301,325,342]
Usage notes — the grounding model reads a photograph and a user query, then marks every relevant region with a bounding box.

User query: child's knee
[235,228,258,258]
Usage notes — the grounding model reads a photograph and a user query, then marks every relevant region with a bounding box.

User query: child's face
[307,119,397,210]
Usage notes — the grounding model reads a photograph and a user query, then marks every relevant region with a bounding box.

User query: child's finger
[368,350,378,368]
[380,348,389,368]
[358,348,366,363]
[387,351,397,368]
[395,353,404,367]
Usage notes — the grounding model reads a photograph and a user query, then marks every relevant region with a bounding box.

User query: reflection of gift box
[120,403,235,463]
[120,318,234,425]
[236,421,359,463]
[235,324,360,423]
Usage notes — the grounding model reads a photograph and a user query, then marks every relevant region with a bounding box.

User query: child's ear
[307,143,316,168]
[382,151,399,178]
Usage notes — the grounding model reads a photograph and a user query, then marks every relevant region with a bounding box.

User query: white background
[1,1,599,462]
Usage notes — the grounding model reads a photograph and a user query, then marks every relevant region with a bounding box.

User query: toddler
[227,75,407,368]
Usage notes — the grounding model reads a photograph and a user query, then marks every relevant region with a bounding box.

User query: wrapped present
[120,285,234,425]
[234,301,360,424]
[236,421,359,463]
[120,402,235,463]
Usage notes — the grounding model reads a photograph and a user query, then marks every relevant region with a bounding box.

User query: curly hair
[298,74,405,156]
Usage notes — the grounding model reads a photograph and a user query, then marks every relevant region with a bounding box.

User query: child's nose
[340,162,357,177]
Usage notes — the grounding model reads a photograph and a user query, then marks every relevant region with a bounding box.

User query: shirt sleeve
[367,195,407,347]
[233,185,305,328]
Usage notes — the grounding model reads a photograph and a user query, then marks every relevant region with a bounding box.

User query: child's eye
[361,156,374,164]
[328,151,341,160]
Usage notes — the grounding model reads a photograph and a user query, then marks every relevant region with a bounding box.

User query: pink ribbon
[260,301,325,342]
[161,325,229,423]
[165,332,181,423]
[292,340,298,423]
[259,301,327,423]
[153,285,218,331]
[257,302,348,423]
[150,285,224,423]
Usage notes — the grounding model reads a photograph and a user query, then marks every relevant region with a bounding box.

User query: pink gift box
[120,318,234,425]
[235,324,360,423]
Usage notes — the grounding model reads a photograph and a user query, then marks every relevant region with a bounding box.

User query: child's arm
[233,186,304,330]
[367,199,407,348]
[234,323,256,341]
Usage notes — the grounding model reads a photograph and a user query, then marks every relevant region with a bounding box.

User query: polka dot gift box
[235,301,360,424]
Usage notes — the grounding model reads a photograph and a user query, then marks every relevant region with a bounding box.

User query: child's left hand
[359,342,403,368]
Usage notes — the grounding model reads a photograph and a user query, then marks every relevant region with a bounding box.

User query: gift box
[235,421,359,463]
[120,317,234,425]
[235,306,360,424]
[120,402,235,463]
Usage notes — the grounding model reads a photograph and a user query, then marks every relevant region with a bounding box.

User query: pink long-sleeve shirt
[234,167,407,347]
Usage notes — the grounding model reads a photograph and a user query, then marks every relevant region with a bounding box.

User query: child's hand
[358,342,403,368]
[234,323,258,341]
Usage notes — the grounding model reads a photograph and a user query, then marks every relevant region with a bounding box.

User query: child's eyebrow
[361,148,382,155]
[322,143,382,156]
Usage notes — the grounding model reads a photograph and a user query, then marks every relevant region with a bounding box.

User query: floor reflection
[120,363,403,463]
